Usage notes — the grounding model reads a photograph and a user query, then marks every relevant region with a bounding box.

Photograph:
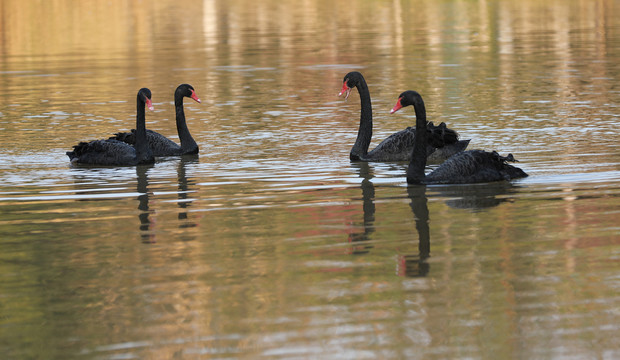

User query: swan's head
[176,84,201,103]
[138,88,155,111]
[338,71,363,100]
[390,90,422,114]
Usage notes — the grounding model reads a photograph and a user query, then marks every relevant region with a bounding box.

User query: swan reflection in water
[136,164,155,243]
[348,162,376,255]
[398,185,431,277]
[350,163,522,277]
[398,181,522,276]
[175,155,199,225]
[137,156,199,243]
[431,182,520,211]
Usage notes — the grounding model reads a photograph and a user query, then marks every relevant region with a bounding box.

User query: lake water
[1,0,619,359]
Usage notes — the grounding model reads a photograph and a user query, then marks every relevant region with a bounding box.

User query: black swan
[111,84,201,156]
[391,90,528,184]
[339,71,469,162]
[66,88,155,166]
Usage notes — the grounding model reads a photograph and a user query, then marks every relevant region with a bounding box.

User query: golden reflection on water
[1,0,618,158]
[2,0,616,60]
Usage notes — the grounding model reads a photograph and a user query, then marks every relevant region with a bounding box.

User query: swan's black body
[340,71,469,162]
[111,84,201,156]
[391,90,528,184]
[67,88,155,166]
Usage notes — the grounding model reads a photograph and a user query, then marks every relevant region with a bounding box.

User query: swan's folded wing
[426,150,527,184]
[365,127,417,161]
[68,139,138,165]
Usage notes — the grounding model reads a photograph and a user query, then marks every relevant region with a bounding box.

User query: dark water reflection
[175,157,195,222]
[136,156,200,243]
[402,185,431,278]
[348,163,375,254]
[433,182,519,210]
[1,0,620,359]
[352,163,431,277]
[136,164,154,243]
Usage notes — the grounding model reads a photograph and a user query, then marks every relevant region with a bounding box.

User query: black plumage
[391,90,528,184]
[67,88,155,166]
[110,84,201,156]
[339,71,469,162]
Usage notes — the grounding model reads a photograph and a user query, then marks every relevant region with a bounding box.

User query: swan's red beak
[146,98,154,111]
[190,90,201,103]
[338,80,352,100]
[390,97,403,114]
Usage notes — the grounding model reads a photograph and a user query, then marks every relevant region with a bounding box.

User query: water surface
[1,0,619,359]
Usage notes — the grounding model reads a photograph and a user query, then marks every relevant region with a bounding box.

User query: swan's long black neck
[406,93,428,184]
[135,94,152,163]
[175,94,198,152]
[350,77,373,161]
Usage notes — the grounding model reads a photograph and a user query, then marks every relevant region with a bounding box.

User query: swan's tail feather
[69,141,89,156]
[109,130,137,145]
[492,151,520,163]
[66,141,94,161]
[426,121,460,148]
[490,151,528,179]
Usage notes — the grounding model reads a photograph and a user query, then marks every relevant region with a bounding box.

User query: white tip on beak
[339,88,352,100]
